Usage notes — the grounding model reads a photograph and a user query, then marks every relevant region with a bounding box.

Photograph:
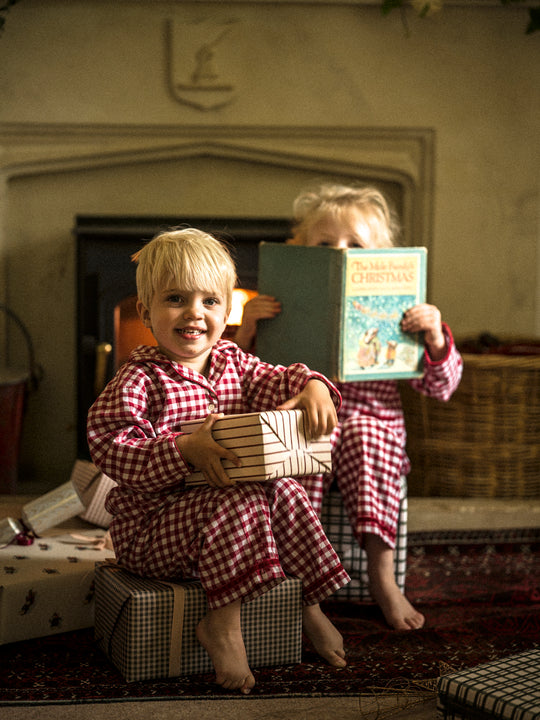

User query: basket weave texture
[401,352,540,498]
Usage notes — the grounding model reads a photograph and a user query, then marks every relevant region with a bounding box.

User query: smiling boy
[87,227,350,693]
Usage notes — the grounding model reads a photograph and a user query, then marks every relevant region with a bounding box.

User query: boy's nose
[183,300,203,318]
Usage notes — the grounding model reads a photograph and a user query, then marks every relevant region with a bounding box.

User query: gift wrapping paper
[94,562,303,682]
[320,476,408,601]
[0,529,115,645]
[0,517,24,546]
[182,409,332,486]
[70,459,117,528]
[20,481,85,536]
[437,648,540,720]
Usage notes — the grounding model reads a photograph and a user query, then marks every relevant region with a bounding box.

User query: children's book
[256,243,427,382]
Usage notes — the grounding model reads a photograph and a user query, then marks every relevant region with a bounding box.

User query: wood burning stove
[75,215,289,457]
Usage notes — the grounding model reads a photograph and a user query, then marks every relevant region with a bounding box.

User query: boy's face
[304,210,376,249]
[137,284,229,374]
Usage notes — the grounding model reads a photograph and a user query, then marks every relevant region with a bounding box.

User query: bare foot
[369,575,425,631]
[196,602,256,694]
[365,532,425,631]
[302,603,347,667]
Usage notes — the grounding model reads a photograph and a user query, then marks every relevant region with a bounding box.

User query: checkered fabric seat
[437,648,540,720]
[320,476,408,601]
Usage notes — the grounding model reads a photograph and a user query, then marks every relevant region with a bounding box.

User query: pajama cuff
[203,558,286,610]
[302,566,351,606]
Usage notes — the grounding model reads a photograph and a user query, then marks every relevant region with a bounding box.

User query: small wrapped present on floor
[437,648,540,720]
[182,409,332,486]
[0,529,115,645]
[69,459,117,529]
[320,476,408,601]
[0,517,25,546]
[94,562,303,682]
[20,481,85,536]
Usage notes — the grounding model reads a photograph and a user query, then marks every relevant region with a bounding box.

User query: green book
[256,243,427,382]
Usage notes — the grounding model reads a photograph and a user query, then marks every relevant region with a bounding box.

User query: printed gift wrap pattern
[0,530,115,644]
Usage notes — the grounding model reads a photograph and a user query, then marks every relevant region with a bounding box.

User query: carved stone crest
[168,19,237,111]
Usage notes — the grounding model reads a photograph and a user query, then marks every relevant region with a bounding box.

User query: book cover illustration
[341,248,427,381]
[256,244,427,382]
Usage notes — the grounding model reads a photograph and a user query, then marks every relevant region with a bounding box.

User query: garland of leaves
[0,0,19,35]
[1,0,538,36]
[383,0,538,33]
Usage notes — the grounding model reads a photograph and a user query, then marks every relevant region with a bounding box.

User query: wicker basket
[401,350,540,498]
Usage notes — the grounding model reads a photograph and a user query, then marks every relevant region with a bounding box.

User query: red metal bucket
[0,304,42,493]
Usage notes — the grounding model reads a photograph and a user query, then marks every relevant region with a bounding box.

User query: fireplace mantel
[0,121,434,487]
[0,122,434,269]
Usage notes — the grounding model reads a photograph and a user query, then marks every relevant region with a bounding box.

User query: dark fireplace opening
[75,215,290,457]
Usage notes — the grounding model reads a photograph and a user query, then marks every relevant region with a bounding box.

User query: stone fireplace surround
[0,123,434,487]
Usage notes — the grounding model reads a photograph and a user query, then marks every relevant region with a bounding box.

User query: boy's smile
[137,287,229,374]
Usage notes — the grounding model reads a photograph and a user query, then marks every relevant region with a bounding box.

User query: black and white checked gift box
[182,409,332,486]
[320,476,408,601]
[94,562,302,682]
[437,649,540,720]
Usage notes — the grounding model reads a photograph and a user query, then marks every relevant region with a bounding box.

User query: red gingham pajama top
[301,323,463,549]
[87,340,350,609]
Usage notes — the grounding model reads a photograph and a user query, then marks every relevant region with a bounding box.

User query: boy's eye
[166,294,183,304]
[204,297,220,307]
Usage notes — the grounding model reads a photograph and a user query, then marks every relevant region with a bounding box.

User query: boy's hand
[401,303,446,361]
[235,295,281,351]
[175,414,242,488]
[277,379,338,438]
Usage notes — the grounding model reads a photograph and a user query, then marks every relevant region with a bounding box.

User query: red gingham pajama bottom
[117,477,350,609]
[301,413,404,549]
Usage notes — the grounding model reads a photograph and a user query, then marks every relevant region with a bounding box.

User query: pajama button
[208,403,216,412]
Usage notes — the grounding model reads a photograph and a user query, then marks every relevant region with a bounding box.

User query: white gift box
[70,459,117,528]
[20,481,85,536]
[94,562,302,682]
[182,409,332,486]
[0,529,115,645]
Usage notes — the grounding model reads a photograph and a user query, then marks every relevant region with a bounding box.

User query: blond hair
[132,227,237,311]
[291,183,400,248]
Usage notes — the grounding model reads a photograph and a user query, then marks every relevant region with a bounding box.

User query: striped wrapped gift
[70,459,117,529]
[437,649,540,720]
[320,476,408,601]
[94,562,303,682]
[182,409,332,486]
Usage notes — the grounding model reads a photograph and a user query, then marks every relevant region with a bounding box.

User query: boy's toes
[319,647,347,668]
[241,673,256,694]
[329,650,347,668]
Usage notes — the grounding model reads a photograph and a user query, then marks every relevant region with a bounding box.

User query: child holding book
[87,227,350,695]
[235,183,463,632]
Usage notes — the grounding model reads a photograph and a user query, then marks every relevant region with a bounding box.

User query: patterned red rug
[1,528,539,704]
